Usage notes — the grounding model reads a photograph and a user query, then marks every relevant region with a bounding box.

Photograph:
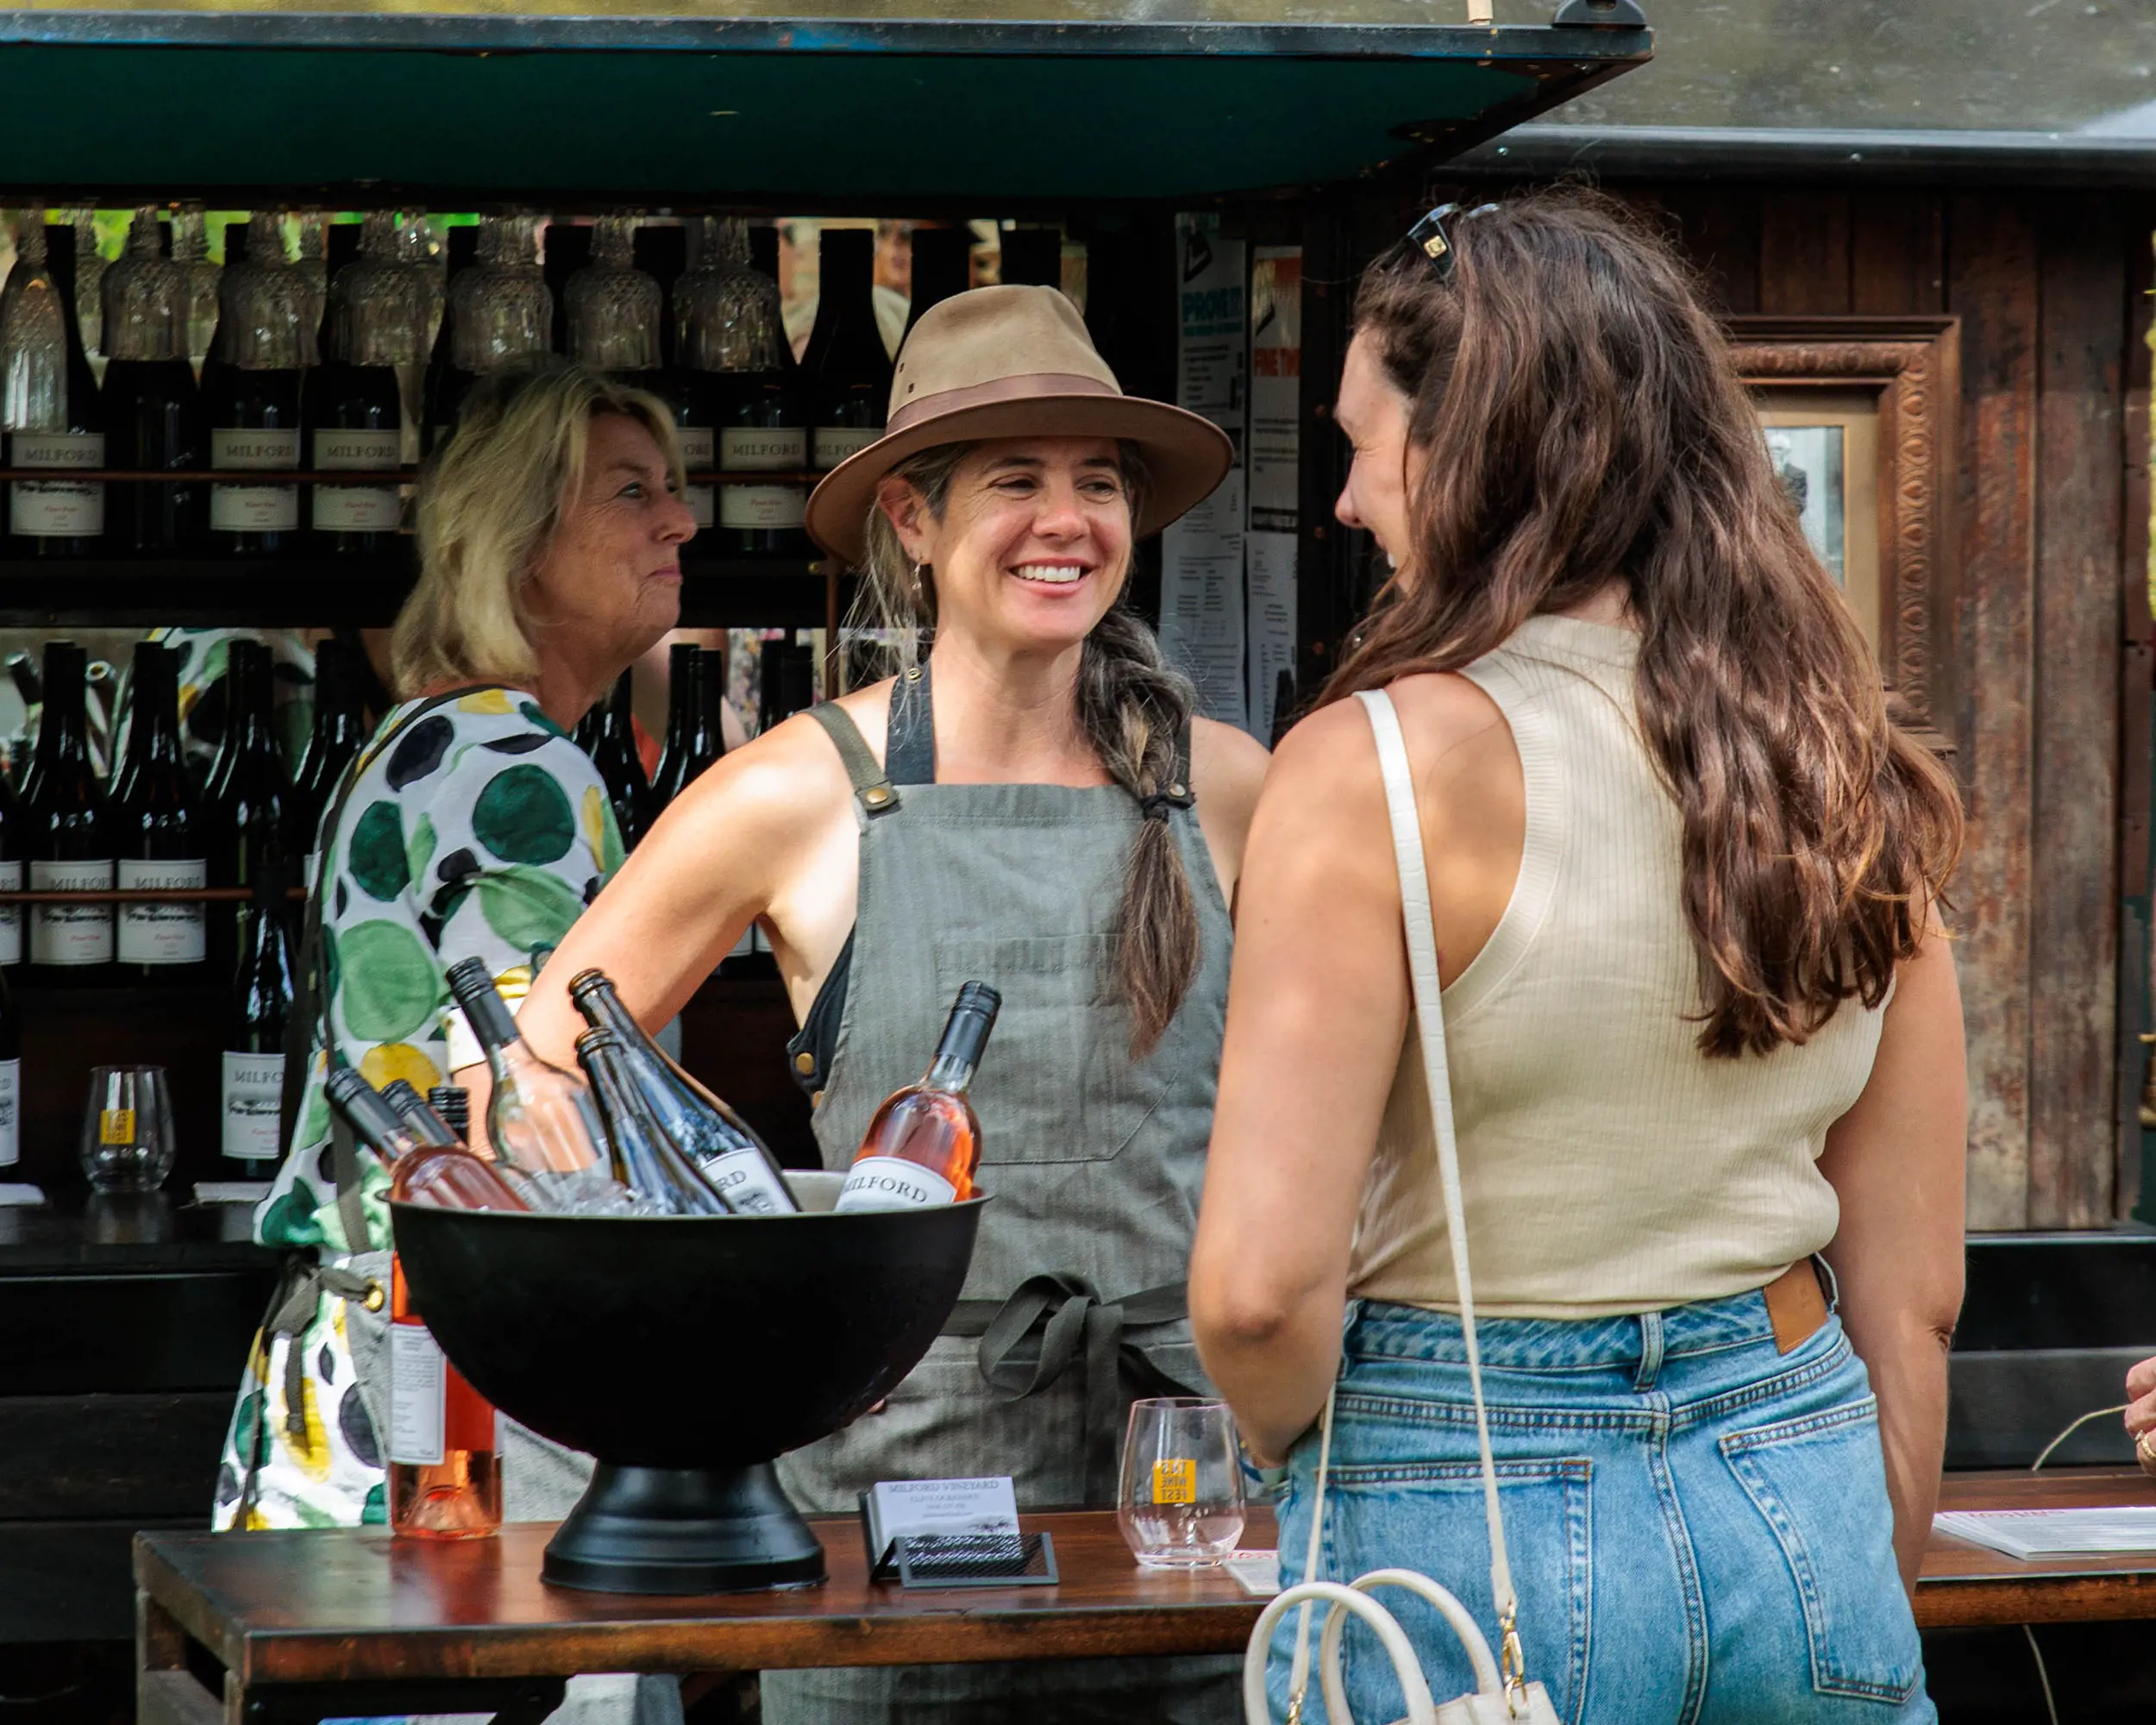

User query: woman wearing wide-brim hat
[522,285,1268,1722]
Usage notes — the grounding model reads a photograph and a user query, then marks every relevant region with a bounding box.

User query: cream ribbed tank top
[1346,615,1885,1320]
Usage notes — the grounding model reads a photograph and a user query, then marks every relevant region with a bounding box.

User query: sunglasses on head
[1397,202,1499,281]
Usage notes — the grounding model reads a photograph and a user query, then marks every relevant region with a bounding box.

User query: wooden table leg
[136,1590,222,1725]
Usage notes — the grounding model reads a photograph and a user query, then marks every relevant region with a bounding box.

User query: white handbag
[1242,688,1563,1725]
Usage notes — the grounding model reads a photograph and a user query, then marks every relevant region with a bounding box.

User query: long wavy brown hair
[1325,189,1962,1057]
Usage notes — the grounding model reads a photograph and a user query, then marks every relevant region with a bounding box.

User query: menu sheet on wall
[1158,216,1249,731]
[1246,246,1302,743]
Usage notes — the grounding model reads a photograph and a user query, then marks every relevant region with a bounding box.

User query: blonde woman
[214,359,693,1533]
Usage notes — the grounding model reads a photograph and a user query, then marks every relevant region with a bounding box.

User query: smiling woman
[516,287,1271,1725]
[213,361,693,1550]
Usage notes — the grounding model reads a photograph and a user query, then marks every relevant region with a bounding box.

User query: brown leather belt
[1763,1258,1831,1354]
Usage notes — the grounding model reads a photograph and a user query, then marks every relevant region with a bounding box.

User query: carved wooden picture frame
[1727,316,1961,754]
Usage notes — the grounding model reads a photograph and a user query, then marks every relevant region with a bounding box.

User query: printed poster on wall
[1246,246,1301,743]
[1158,215,1248,731]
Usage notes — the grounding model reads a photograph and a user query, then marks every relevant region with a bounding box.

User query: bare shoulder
[1375,672,1509,763]
[1267,674,1510,815]
[1190,715,1268,809]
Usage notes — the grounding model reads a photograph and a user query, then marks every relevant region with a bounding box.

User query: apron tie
[950,1272,1198,1503]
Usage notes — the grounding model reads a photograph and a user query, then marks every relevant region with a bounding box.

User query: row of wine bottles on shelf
[0,204,932,561]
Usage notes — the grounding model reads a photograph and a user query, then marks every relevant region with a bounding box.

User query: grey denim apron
[762,665,1239,1725]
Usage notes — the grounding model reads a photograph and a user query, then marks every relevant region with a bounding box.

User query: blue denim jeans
[1270,1290,1933,1725]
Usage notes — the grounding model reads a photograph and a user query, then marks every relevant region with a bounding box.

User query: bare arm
[1189,716,1270,910]
[1191,679,1518,1463]
[1815,917,1966,1596]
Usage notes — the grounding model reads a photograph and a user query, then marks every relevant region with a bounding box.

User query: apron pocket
[1720,1396,1922,1705]
[934,933,1175,1165]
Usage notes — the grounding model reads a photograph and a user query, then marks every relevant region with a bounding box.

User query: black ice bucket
[392,1170,983,1595]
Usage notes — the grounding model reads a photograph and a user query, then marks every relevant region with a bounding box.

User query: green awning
[0,12,1650,204]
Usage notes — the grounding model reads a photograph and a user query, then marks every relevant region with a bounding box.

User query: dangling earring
[911,561,927,601]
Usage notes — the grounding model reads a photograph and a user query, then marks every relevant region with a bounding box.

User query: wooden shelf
[0,557,841,629]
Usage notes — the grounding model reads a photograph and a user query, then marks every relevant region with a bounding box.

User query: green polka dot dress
[212,687,621,1532]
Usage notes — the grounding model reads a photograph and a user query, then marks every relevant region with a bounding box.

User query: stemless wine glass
[79,1065,176,1192]
[1118,1396,1246,1568]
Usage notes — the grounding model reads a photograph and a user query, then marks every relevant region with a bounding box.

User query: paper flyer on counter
[1158,215,1248,730]
[1246,245,1301,743]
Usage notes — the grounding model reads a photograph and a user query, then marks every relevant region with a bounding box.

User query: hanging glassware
[171,202,222,374]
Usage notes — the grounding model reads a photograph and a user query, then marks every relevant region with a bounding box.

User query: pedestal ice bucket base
[543,1462,827,1594]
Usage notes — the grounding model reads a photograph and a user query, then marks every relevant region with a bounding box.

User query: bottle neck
[924,1011,992,1095]
[127,657,185,774]
[575,980,638,1044]
[33,656,90,777]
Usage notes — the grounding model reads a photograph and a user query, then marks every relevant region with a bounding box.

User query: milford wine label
[837,1153,956,1211]
[677,425,716,530]
[0,860,22,967]
[704,1145,791,1214]
[390,1321,448,1466]
[221,1051,286,1160]
[30,858,114,964]
[720,428,808,530]
[116,859,207,963]
[0,1058,17,1167]
[8,430,105,536]
[812,424,882,469]
[311,428,404,531]
[210,428,302,531]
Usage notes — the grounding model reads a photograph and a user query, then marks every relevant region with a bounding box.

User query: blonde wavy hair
[390,359,684,699]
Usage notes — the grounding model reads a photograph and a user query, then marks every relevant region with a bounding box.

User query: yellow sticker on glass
[1151,1458,1197,1505]
[99,1107,137,1145]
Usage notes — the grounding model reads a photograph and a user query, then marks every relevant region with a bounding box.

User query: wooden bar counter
[135,1470,2156,1724]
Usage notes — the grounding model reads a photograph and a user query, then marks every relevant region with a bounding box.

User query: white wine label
[311,485,402,531]
[9,431,105,537]
[0,859,22,967]
[116,859,206,964]
[221,1051,286,1161]
[30,859,113,965]
[722,426,807,471]
[0,1058,18,1168]
[813,425,881,469]
[210,484,300,532]
[835,1154,956,1213]
[705,1146,791,1216]
[389,1321,448,1466]
[313,428,402,468]
[676,426,715,468]
[719,485,807,531]
[686,486,715,530]
[212,428,302,470]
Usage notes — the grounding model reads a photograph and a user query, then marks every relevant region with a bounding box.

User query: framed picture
[1728,317,1960,754]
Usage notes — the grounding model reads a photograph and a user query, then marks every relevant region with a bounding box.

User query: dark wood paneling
[1852,191,1946,314]
[1948,193,2042,1230]
[1660,188,1761,313]
[0,1270,271,1396]
[1759,191,1852,314]
[2028,198,2128,1226]
[2123,221,2154,1219]
[0,1394,232,1521]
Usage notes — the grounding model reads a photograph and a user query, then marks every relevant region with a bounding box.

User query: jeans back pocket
[1720,1398,1922,1704]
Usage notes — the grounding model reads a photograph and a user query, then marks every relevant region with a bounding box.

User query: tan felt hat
[803,285,1234,567]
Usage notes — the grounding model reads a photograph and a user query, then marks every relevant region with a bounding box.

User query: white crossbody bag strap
[1354,687,1529,1701]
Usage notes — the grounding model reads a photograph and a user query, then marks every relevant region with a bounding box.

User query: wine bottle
[110,641,207,982]
[203,640,291,975]
[102,207,204,555]
[568,968,798,1214]
[758,638,817,735]
[203,218,314,557]
[905,224,972,336]
[4,216,107,558]
[0,756,24,969]
[575,1026,732,1215]
[0,962,18,1170]
[325,1065,528,1214]
[572,672,654,850]
[220,863,293,1173]
[836,981,1000,1212]
[312,212,418,555]
[680,217,806,555]
[802,227,893,476]
[420,222,481,455]
[428,1084,469,1143]
[22,641,112,978]
[1000,227,1064,291]
[380,1078,459,1149]
[429,216,550,455]
[322,1067,510,1542]
[443,956,624,1213]
[649,643,725,814]
[290,637,370,877]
